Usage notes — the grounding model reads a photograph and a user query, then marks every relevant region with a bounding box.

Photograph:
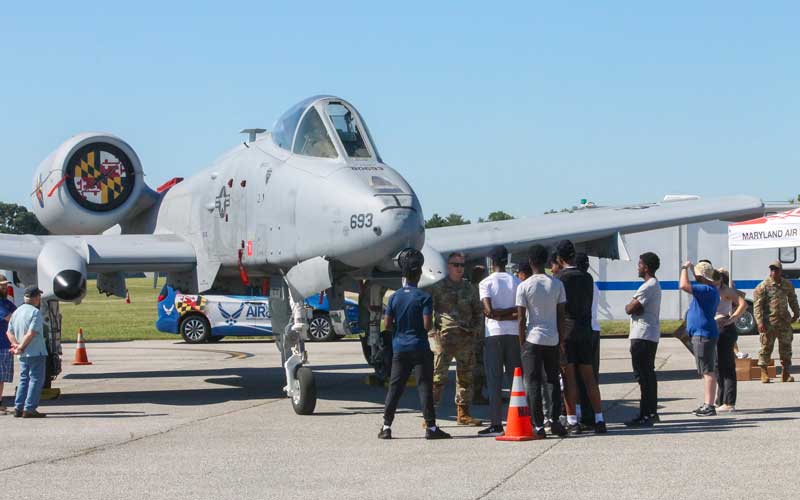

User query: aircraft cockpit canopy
[271,96,382,162]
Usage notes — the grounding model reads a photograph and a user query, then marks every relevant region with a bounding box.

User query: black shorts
[565,335,594,366]
[691,335,717,375]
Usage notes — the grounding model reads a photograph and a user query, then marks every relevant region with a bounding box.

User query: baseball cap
[694,262,715,281]
[488,245,508,264]
[24,285,43,298]
[0,277,9,285]
[399,249,425,274]
[555,240,576,261]
[769,261,783,270]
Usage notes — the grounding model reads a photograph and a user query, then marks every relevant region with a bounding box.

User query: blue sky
[1,2,798,220]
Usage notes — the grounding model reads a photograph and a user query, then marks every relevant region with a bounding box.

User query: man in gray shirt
[7,286,47,418]
[624,252,662,427]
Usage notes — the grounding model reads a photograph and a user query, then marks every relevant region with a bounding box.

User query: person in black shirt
[379,249,451,440]
[554,240,606,434]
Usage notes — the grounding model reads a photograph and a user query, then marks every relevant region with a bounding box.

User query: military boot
[781,362,795,382]
[456,405,483,426]
[760,366,771,383]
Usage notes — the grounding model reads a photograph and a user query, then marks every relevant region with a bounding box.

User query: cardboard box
[749,366,778,379]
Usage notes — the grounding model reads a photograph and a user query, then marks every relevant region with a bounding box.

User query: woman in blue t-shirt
[679,260,720,417]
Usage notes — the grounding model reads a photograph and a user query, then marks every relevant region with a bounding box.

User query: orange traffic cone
[125,290,131,304]
[496,367,535,441]
[72,328,93,365]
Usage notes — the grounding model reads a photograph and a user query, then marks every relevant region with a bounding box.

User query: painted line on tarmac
[86,345,254,360]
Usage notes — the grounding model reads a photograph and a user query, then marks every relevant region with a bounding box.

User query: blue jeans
[15,355,46,411]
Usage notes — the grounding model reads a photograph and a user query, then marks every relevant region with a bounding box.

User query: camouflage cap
[769,260,783,270]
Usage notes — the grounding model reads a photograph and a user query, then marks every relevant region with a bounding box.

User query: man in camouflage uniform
[427,252,484,425]
[470,265,489,405]
[753,261,799,383]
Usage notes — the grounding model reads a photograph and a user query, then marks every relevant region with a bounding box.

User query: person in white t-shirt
[516,244,568,438]
[624,252,662,427]
[477,245,521,436]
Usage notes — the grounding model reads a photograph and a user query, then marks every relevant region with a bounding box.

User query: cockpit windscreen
[293,108,337,158]
[326,103,371,158]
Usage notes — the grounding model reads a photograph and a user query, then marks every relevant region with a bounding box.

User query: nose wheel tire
[308,313,336,342]
[291,366,317,415]
[180,316,210,344]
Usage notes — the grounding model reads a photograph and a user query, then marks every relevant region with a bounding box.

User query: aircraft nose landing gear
[271,276,318,415]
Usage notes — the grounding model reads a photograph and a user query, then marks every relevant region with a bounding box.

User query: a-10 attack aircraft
[0,95,764,414]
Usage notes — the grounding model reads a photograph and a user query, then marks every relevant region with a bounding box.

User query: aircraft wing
[0,233,196,299]
[425,195,764,266]
[0,233,196,272]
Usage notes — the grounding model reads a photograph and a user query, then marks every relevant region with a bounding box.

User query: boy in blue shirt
[379,250,450,440]
[679,261,720,417]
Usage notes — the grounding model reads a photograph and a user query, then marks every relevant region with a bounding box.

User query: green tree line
[425,211,514,228]
[0,202,48,235]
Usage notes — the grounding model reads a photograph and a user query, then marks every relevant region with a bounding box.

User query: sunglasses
[449,262,465,268]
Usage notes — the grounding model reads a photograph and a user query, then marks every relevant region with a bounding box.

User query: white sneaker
[736,352,750,359]
[717,404,736,412]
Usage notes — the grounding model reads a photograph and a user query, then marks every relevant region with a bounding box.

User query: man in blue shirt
[8,286,48,418]
[679,261,720,417]
[380,250,450,440]
[0,278,17,414]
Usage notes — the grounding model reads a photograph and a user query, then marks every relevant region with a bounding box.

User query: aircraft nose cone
[333,190,424,268]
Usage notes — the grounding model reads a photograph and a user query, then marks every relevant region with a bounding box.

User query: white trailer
[587,202,800,335]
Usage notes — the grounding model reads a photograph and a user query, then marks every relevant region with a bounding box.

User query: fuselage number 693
[350,213,373,229]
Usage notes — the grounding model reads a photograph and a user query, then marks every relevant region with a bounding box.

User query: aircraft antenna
[240,128,266,143]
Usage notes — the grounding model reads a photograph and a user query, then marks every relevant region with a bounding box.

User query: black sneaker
[694,404,716,417]
[425,426,452,440]
[14,408,23,418]
[378,428,392,439]
[594,421,607,434]
[550,420,568,437]
[625,415,653,427]
[648,413,661,423]
[566,423,582,435]
[691,405,706,415]
[477,424,504,436]
[22,410,46,418]
[534,428,547,439]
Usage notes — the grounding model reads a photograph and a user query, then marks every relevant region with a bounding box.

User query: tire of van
[308,313,336,342]
[734,303,757,336]
[180,314,211,344]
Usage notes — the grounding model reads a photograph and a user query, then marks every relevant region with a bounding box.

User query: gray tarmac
[1,335,798,500]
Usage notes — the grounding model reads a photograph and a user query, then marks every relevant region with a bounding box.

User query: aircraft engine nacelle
[37,241,87,303]
[31,133,147,235]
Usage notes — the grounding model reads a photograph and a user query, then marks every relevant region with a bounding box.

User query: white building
[587,202,799,334]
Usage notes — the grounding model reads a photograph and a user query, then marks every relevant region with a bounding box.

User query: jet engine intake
[31,133,150,235]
